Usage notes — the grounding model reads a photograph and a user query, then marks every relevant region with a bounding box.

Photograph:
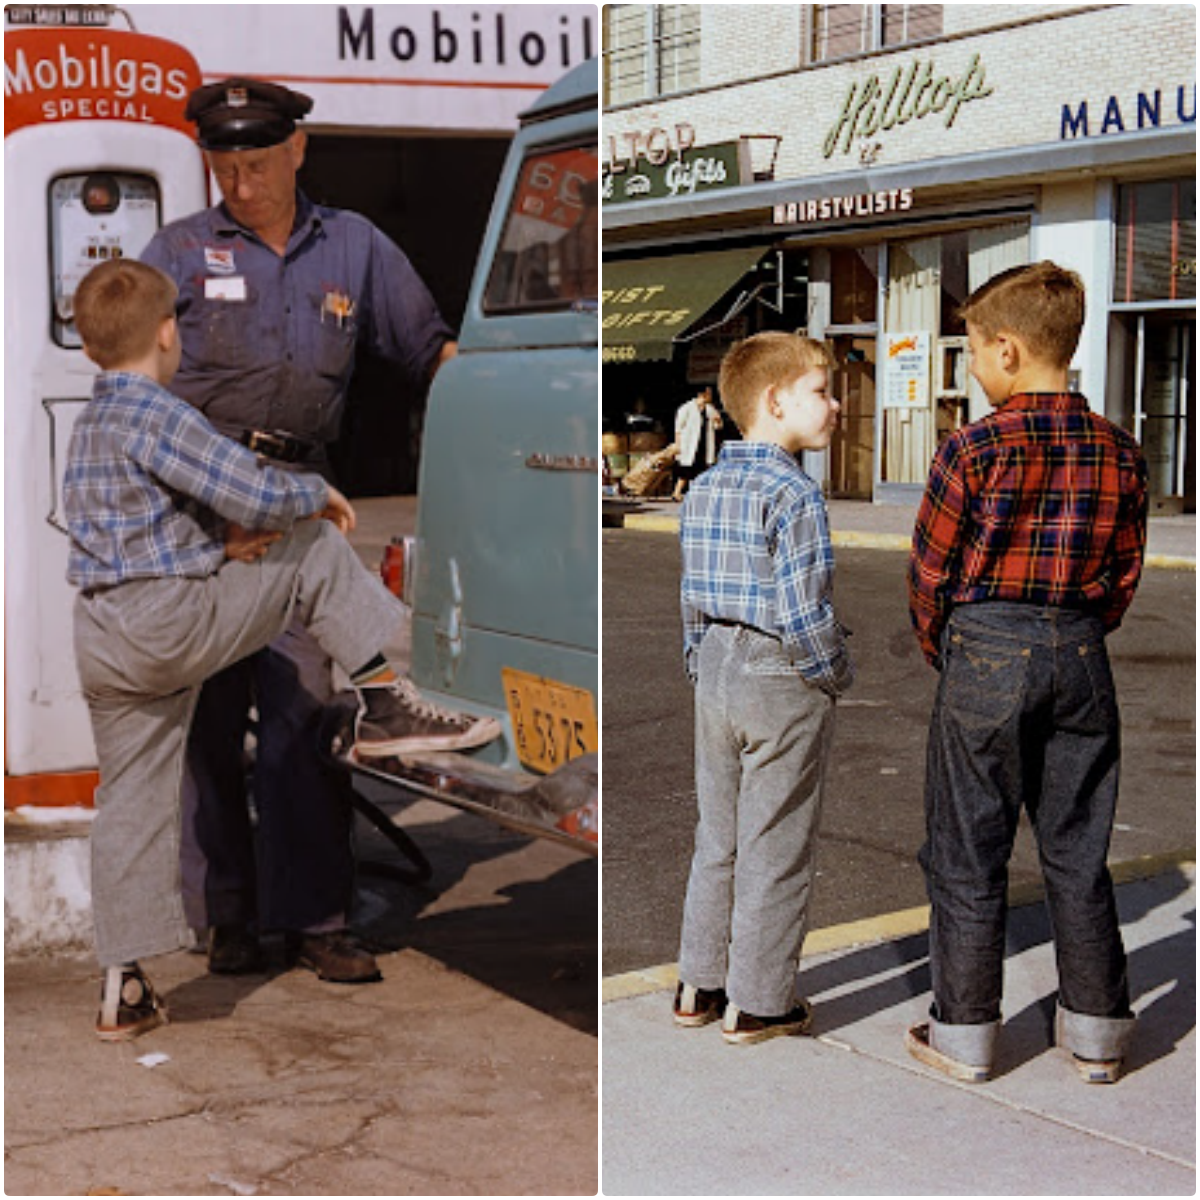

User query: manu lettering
[1060,84,1197,139]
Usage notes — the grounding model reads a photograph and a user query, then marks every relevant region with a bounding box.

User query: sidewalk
[602,859,1196,1196]
[612,497,1197,568]
[5,795,598,1197]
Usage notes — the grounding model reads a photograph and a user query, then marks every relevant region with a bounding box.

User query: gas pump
[4,14,206,807]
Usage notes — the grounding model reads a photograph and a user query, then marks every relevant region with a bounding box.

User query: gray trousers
[74,520,403,967]
[678,623,836,1016]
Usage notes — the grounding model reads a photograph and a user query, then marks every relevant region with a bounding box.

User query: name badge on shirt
[205,276,247,302]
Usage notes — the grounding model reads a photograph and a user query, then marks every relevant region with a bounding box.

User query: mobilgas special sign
[4,27,201,135]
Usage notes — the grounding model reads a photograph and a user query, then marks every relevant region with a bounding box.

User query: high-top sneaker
[96,964,168,1042]
[354,677,501,758]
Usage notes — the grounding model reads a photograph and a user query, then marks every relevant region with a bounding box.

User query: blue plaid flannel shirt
[65,371,328,589]
[680,441,853,696]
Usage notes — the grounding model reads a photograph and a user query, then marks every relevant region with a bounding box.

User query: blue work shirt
[141,191,453,450]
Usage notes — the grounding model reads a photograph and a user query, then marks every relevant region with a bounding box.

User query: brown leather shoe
[291,931,382,984]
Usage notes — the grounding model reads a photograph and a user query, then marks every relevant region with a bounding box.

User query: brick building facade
[602,4,1196,507]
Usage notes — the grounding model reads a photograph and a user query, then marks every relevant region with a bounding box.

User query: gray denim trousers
[678,623,835,1016]
[74,519,404,967]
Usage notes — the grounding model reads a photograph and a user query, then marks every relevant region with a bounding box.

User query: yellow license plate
[502,668,597,775]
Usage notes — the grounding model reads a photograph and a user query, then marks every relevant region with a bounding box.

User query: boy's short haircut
[73,259,178,369]
[958,260,1085,368]
[718,331,833,433]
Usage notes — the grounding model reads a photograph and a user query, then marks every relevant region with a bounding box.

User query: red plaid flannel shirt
[908,393,1149,665]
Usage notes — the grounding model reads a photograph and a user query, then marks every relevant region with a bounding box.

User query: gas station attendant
[141,78,457,985]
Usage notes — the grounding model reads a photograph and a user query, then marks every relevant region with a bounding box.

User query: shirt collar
[94,369,158,396]
[995,392,1089,414]
[718,440,801,468]
[212,189,323,246]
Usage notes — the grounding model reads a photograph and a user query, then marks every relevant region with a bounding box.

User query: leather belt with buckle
[239,429,317,464]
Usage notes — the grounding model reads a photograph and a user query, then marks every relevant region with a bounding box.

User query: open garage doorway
[300,133,511,495]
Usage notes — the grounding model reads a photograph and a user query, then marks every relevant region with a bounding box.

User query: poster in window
[883,330,931,410]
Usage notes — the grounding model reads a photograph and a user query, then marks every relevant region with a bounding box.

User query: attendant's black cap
[185,78,313,151]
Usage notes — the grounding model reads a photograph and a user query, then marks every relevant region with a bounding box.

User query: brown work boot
[354,678,501,758]
[289,931,383,984]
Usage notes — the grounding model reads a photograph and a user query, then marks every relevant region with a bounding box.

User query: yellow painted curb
[602,850,1195,1005]
[620,515,1192,568]
[1144,553,1196,571]
[831,531,910,551]
[622,514,680,534]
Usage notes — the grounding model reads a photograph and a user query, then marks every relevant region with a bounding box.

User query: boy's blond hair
[73,259,178,369]
[958,260,1084,368]
[718,332,833,433]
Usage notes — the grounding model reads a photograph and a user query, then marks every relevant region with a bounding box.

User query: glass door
[1137,315,1195,511]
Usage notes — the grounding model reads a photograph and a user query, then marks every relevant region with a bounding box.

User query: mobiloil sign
[4,22,205,807]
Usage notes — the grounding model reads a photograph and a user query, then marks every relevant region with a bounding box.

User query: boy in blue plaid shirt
[675,332,853,1044]
[66,260,498,1042]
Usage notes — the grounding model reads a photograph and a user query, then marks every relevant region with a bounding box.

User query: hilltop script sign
[823,52,994,158]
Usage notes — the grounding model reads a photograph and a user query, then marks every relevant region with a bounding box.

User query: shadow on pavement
[160,798,598,1037]
[799,867,1194,1079]
[160,962,286,1025]
[354,804,598,1036]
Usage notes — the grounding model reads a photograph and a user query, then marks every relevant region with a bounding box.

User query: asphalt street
[601,528,1196,977]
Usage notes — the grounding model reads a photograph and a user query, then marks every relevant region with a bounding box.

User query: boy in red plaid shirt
[907,261,1148,1085]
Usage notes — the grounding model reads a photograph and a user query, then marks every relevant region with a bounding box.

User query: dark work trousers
[920,601,1132,1031]
[180,617,356,935]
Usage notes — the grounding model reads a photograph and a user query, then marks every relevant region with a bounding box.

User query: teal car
[341,61,598,852]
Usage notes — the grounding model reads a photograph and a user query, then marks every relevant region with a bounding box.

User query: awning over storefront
[602,245,766,363]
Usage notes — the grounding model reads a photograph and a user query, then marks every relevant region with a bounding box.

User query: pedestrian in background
[908,261,1149,1084]
[675,332,854,1043]
[672,386,723,501]
[142,78,457,984]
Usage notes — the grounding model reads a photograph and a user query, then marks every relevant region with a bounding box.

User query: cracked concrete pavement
[5,797,598,1196]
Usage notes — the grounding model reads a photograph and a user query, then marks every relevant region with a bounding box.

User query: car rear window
[483,142,598,315]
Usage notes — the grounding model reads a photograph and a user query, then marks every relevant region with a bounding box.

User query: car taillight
[380,535,417,606]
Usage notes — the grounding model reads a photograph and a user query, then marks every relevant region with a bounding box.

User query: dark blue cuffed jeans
[921,602,1133,1041]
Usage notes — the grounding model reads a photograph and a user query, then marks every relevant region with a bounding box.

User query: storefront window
[1114,178,1197,303]
[880,222,1028,485]
[830,246,878,326]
